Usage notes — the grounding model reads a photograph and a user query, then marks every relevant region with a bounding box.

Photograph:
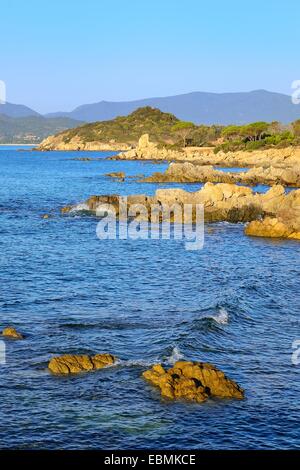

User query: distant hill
[38,107,189,150]
[0,102,39,118]
[0,114,83,144]
[39,107,224,150]
[45,90,300,125]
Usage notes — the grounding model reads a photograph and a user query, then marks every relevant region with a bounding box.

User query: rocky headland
[38,134,130,152]
[37,107,194,152]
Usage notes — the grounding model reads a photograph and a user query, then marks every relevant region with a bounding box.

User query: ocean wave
[114,347,184,368]
[69,203,90,213]
[188,307,229,333]
[209,307,229,324]
[166,346,184,364]
[194,306,229,325]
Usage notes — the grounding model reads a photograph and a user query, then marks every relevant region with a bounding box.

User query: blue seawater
[0,147,299,450]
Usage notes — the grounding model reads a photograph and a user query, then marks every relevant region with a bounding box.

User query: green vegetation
[0,114,83,144]
[57,107,223,147]
[214,121,300,153]
[61,107,180,145]
[37,106,300,151]
[171,121,195,147]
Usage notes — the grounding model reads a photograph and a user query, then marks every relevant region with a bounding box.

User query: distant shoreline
[0,143,37,146]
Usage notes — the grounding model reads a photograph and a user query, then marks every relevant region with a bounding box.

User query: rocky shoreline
[113,134,300,168]
[113,135,300,188]
[38,132,300,188]
[62,183,300,240]
[38,131,300,240]
[37,134,131,152]
[140,161,300,187]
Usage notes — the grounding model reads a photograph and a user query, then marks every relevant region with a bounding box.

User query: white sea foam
[212,307,229,324]
[70,203,89,212]
[115,348,185,368]
[117,358,156,368]
[166,346,184,365]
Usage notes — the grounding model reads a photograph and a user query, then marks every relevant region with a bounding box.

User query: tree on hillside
[241,122,269,141]
[221,125,242,141]
[222,122,269,142]
[191,125,223,146]
[171,121,195,147]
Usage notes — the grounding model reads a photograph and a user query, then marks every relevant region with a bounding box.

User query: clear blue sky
[1,0,299,113]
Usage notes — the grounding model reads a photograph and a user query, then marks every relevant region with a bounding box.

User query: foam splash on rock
[166,346,184,365]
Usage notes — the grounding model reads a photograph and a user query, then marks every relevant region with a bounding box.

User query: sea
[0,145,299,449]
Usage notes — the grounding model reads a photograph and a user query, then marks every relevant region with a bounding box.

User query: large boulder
[245,217,300,240]
[143,361,244,403]
[260,185,286,213]
[246,188,300,240]
[138,134,151,149]
[48,353,116,374]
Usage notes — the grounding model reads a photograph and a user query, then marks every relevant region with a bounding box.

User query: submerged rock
[48,353,116,374]
[2,327,23,339]
[72,157,93,161]
[143,361,244,403]
[106,172,125,179]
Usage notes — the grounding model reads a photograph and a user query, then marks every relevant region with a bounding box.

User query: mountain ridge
[0,114,83,144]
[44,90,300,125]
[2,90,300,137]
[0,101,40,118]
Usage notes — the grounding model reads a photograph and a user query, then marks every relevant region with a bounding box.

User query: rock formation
[245,188,300,239]
[2,327,23,339]
[142,161,300,187]
[48,353,116,374]
[114,135,300,169]
[114,134,214,162]
[143,361,244,402]
[61,182,300,240]
[245,217,300,239]
[76,183,280,223]
[37,134,130,152]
